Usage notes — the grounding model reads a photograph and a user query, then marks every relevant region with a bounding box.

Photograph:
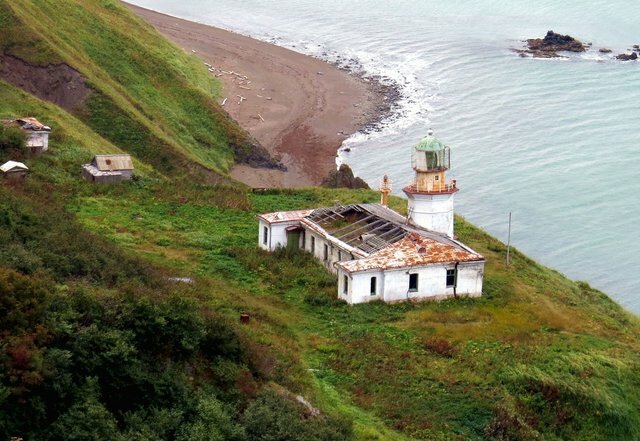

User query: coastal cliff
[1,1,640,440]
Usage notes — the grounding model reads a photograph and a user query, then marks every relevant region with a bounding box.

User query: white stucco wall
[304,231,355,274]
[338,261,484,304]
[407,193,454,238]
[25,132,49,152]
[258,220,303,251]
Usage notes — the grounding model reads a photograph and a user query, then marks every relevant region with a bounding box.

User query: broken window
[409,273,418,292]
[324,244,328,261]
[343,275,349,294]
[446,268,457,287]
[263,226,268,245]
[370,277,377,295]
[311,236,315,253]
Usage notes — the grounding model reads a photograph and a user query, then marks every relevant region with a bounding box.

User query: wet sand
[127,3,385,188]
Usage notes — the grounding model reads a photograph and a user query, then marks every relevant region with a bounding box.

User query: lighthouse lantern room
[403,130,458,238]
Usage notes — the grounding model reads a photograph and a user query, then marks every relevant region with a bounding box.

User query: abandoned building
[1,160,29,180]
[1,117,52,154]
[257,131,485,304]
[82,154,134,183]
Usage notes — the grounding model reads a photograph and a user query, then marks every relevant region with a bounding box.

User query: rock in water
[616,52,638,61]
[520,30,587,58]
[599,48,613,53]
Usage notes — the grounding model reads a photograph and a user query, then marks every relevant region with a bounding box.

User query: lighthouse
[403,130,458,238]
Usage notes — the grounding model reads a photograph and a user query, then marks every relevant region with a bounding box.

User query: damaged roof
[257,203,484,269]
[8,117,51,132]
[336,232,484,273]
[257,209,315,224]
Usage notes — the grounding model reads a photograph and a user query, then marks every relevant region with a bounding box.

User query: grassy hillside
[1,1,640,440]
[0,0,277,176]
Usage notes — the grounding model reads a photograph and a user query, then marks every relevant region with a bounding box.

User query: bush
[0,126,26,151]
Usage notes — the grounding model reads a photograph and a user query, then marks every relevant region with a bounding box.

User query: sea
[129,0,640,312]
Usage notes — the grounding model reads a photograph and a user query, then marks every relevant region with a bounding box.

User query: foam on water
[130,0,640,312]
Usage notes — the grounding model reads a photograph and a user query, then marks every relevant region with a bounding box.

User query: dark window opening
[338,250,342,261]
[324,244,329,261]
[370,277,377,295]
[263,226,268,245]
[446,268,457,287]
[409,273,418,292]
[311,236,315,253]
[343,275,349,294]
[435,175,439,181]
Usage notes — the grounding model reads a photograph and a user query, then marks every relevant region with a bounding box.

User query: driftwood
[258,114,265,122]
[221,98,228,106]
[238,85,251,90]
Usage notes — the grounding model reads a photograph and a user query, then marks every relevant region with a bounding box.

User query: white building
[257,132,485,304]
[3,117,52,153]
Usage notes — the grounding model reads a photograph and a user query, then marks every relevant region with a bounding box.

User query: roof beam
[337,218,387,241]
[330,214,376,235]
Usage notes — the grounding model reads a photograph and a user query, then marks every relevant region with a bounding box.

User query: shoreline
[127,3,398,188]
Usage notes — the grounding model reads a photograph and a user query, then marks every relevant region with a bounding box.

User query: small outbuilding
[82,154,134,183]
[1,117,52,153]
[1,160,29,180]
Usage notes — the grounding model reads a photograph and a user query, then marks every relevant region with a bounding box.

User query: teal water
[130,0,640,312]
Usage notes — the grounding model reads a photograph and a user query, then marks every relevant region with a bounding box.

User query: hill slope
[1,1,640,440]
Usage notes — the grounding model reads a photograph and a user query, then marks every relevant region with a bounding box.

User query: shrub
[0,126,26,151]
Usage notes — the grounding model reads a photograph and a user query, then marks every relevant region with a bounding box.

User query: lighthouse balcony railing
[403,179,457,194]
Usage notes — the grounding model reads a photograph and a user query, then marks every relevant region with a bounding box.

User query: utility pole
[506,212,512,266]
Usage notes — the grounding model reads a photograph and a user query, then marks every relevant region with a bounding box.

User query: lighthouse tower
[403,130,458,238]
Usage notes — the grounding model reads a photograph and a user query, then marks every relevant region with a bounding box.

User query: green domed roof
[415,132,446,152]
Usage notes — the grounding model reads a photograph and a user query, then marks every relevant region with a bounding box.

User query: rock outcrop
[616,52,638,61]
[521,31,587,58]
[321,164,369,189]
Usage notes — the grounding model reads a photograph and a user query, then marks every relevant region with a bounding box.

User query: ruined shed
[1,117,52,153]
[1,160,29,180]
[82,154,134,183]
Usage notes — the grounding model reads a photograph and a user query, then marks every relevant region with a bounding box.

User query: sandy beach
[127,3,385,188]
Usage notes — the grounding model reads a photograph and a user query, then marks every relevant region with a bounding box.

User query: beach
[127,3,386,188]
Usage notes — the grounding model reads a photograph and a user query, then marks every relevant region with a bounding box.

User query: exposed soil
[0,54,92,111]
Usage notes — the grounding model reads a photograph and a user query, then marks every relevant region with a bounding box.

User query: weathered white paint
[406,192,454,238]
[337,261,483,304]
[25,131,49,152]
[258,219,303,251]
[303,231,354,273]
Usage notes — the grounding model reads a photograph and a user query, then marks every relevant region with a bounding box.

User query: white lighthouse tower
[403,130,458,238]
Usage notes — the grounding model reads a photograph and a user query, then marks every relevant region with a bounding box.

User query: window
[343,275,349,294]
[370,277,377,295]
[435,175,439,181]
[324,244,328,261]
[311,236,315,253]
[446,268,457,287]
[338,250,342,261]
[409,273,418,292]
[262,226,268,245]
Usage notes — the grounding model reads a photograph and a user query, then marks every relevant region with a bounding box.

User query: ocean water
[130,0,640,312]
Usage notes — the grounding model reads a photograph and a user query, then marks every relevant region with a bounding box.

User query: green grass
[2,1,640,438]
[0,0,263,175]
[69,186,640,440]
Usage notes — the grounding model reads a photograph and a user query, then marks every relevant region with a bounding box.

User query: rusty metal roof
[93,154,134,171]
[14,117,51,131]
[257,209,314,224]
[336,232,483,273]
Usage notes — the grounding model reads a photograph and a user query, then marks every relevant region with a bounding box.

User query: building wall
[258,220,302,251]
[304,230,354,274]
[407,192,454,238]
[337,261,484,304]
[25,132,49,152]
